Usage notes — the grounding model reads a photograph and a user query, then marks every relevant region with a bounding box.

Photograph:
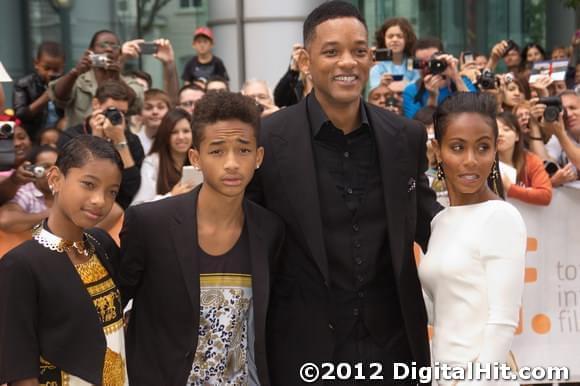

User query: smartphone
[180,165,204,187]
[463,51,474,63]
[139,42,159,55]
[392,74,404,81]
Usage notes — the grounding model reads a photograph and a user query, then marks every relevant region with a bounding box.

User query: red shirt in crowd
[507,151,552,206]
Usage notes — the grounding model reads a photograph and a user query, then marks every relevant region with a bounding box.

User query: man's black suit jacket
[117,187,285,385]
[248,97,442,384]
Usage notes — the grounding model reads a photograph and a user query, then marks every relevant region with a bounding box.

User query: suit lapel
[369,108,409,278]
[269,100,329,283]
[170,188,200,309]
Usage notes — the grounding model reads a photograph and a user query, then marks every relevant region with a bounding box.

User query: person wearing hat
[181,27,229,86]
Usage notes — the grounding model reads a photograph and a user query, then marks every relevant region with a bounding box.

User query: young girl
[0,135,127,386]
[369,17,420,91]
[497,111,552,206]
[131,108,194,205]
[419,93,526,385]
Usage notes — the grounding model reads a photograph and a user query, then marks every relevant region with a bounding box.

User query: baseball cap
[193,27,213,41]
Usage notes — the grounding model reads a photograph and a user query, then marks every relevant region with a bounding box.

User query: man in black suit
[118,92,284,385]
[248,2,441,384]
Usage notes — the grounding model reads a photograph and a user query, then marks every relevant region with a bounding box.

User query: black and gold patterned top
[39,253,127,386]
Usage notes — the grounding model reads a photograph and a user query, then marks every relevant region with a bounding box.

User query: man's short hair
[303,1,366,48]
[192,92,261,149]
[124,69,153,89]
[413,37,444,55]
[94,80,136,106]
[36,41,64,60]
[144,88,172,109]
[179,83,206,98]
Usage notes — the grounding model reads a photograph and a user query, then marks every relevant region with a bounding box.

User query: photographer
[369,17,420,93]
[13,41,65,140]
[0,116,34,205]
[0,145,56,233]
[57,80,144,211]
[402,44,476,118]
[48,30,146,127]
[487,39,522,74]
[367,83,403,115]
[273,43,313,108]
[543,91,580,184]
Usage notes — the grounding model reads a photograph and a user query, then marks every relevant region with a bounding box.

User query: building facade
[0,0,577,106]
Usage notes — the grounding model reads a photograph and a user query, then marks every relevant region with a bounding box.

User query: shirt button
[357,275,364,283]
[344,151,350,158]
[354,241,361,248]
[346,187,353,195]
[353,308,359,316]
[358,291,365,298]
[328,323,334,330]
[355,257,363,265]
[353,223,360,232]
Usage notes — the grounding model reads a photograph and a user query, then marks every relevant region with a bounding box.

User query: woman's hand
[551,163,577,187]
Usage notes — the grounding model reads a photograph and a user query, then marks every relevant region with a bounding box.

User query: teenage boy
[13,41,65,140]
[118,91,284,386]
[136,88,171,154]
[181,27,229,85]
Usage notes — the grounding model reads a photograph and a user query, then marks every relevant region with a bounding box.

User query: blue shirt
[402,76,477,118]
[369,56,420,89]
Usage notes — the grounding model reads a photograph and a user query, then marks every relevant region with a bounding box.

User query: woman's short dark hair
[150,109,193,195]
[192,92,261,149]
[89,29,118,49]
[303,0,366,48]
[374,17,416,57]
[56,135,123,176]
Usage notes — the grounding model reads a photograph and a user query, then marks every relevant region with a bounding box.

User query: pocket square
[407,177,416,192]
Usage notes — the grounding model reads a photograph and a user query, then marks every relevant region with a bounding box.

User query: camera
[25,164,46,178]
[374,48,393,62]
[427,58,448,75]
[477,69,498,90]
[89,53,109,68]
[538,96,563,122]
[0,121,15,139]
[103,107,124,126]
[385,96,400,108]
[139,42,159,55]
[503,40,517,57]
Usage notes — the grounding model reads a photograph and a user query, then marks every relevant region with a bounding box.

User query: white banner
[510,187,580,383]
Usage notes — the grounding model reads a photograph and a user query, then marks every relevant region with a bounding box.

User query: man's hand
[88,108,107,138]
[542,113,566,138]
[439,54,460,80]
[529,98,547,121]
[424,74,445,94]
[380,73,394,87]
[102,113,127,144]
[551,163,577,187]
[290,43,303,71]
[121,39,144,61]
[153,39,175,65]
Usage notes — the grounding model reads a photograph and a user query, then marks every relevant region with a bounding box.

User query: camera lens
[0,123,14,137]
[428,59,447,75]
[544,106,560,122]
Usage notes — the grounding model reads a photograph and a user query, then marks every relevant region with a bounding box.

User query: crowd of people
[0,0,579,385]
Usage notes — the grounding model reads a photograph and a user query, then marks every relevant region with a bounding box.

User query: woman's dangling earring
[436,162,445,180]
[490,161,500,182]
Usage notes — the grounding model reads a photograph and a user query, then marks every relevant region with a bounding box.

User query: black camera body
[408,57,447,75]
[0,121,15,172]
[374,48,393,62]
[543,160,560,177]
[24,164,46,178]
[503,40,517,57]
[477,70,498,90]
[538,96,563,122]
[103,107,124,126]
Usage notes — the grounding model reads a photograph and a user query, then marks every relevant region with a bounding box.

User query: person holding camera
[367,82,403,115]
[0,116,34,205]
[369,17,420,94]
[57,81,144,212]
[544,91,580,183]
[241,79,280,117]
[487,39,522,74]
[402,43,476,118]
[13,41,65,140]
[0,145,57,233]
[273,43,314,108]
[48,30,145,127]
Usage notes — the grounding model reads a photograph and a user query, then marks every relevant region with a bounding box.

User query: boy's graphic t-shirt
[181,56,229,83]
[188,225,258,386]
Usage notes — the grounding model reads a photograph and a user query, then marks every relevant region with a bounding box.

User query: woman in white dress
[418,92,527,385]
